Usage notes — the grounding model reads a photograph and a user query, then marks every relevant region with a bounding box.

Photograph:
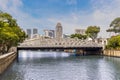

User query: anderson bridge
[17,38,103,55]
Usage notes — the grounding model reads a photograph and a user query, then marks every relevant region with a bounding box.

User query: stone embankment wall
[0,52,16,74]
[104,50,120,57]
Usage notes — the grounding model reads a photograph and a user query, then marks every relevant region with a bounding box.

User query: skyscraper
[49,30,55,38]
[26,29,32,39]
[33,28,38,34]
[56,23,63,38]
[44,29,55,38]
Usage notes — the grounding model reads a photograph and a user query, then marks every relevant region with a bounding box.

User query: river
[0,50,120,80]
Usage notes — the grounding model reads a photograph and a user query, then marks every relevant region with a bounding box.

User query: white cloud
[0,0,46,33]
[51,0,120,38]
[48,0,120,38]
[0,0,9,10]
[90,0,120,37]
[0,0,120,38]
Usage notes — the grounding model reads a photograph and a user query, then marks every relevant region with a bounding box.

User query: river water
[0,50,120,80]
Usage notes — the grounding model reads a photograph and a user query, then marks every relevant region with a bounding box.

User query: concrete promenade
[0,52,16,74]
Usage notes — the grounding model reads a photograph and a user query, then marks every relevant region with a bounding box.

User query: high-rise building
[56,23,63,38]
[26,29,32,39]
[44,29,55,38]
[49,30,55,38]
[75,29,86,35]
[33,28,38,34]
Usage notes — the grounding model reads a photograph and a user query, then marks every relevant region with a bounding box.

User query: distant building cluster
[44,23,63,39]
[26,22,87,39]
[26,28,38,39]
[26,22,64,39]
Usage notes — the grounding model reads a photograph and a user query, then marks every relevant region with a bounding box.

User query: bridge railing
[19,40,103,48]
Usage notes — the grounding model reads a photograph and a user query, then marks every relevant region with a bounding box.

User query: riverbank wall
[104,50,120,57]
[0,52,16,74]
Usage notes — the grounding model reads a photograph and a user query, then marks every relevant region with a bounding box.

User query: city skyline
[26,23,86,37]
[0,0,120,38]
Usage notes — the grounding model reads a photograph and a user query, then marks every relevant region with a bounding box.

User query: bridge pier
[82,49,103,55]
[75,49,84,56]
[74,48,103,56]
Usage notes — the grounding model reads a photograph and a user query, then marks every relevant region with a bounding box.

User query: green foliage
[85,26,100,40]
[106,35,120,49]
[0,11,27,54]
[107,17,120,33]
[70,34,87,39]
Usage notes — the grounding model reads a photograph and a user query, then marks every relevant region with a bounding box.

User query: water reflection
[19,50,70,59]
[1,51,120,80]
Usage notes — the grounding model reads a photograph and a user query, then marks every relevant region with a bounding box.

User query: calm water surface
[0,50,120,80]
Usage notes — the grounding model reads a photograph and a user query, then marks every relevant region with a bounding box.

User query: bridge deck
[17,46,103,50]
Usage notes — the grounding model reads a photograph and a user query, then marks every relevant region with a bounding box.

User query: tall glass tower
[26,29,31,39]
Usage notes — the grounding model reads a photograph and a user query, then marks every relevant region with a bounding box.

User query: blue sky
[21,0,91,18]
[0,0,120,38]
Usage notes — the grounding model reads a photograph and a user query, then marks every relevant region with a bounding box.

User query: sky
[0,0,120,38]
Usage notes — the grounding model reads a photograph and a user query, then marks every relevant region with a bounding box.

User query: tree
[70,34,87,39]
[0,11,27,54]
[107,17,120,33]
[106,35,120,49]
[85,26,100,40]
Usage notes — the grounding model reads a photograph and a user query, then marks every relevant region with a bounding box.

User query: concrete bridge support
[74,48,103,56]
[82,49,103,55]
[0,52,16,74]
[75,49,84,55]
